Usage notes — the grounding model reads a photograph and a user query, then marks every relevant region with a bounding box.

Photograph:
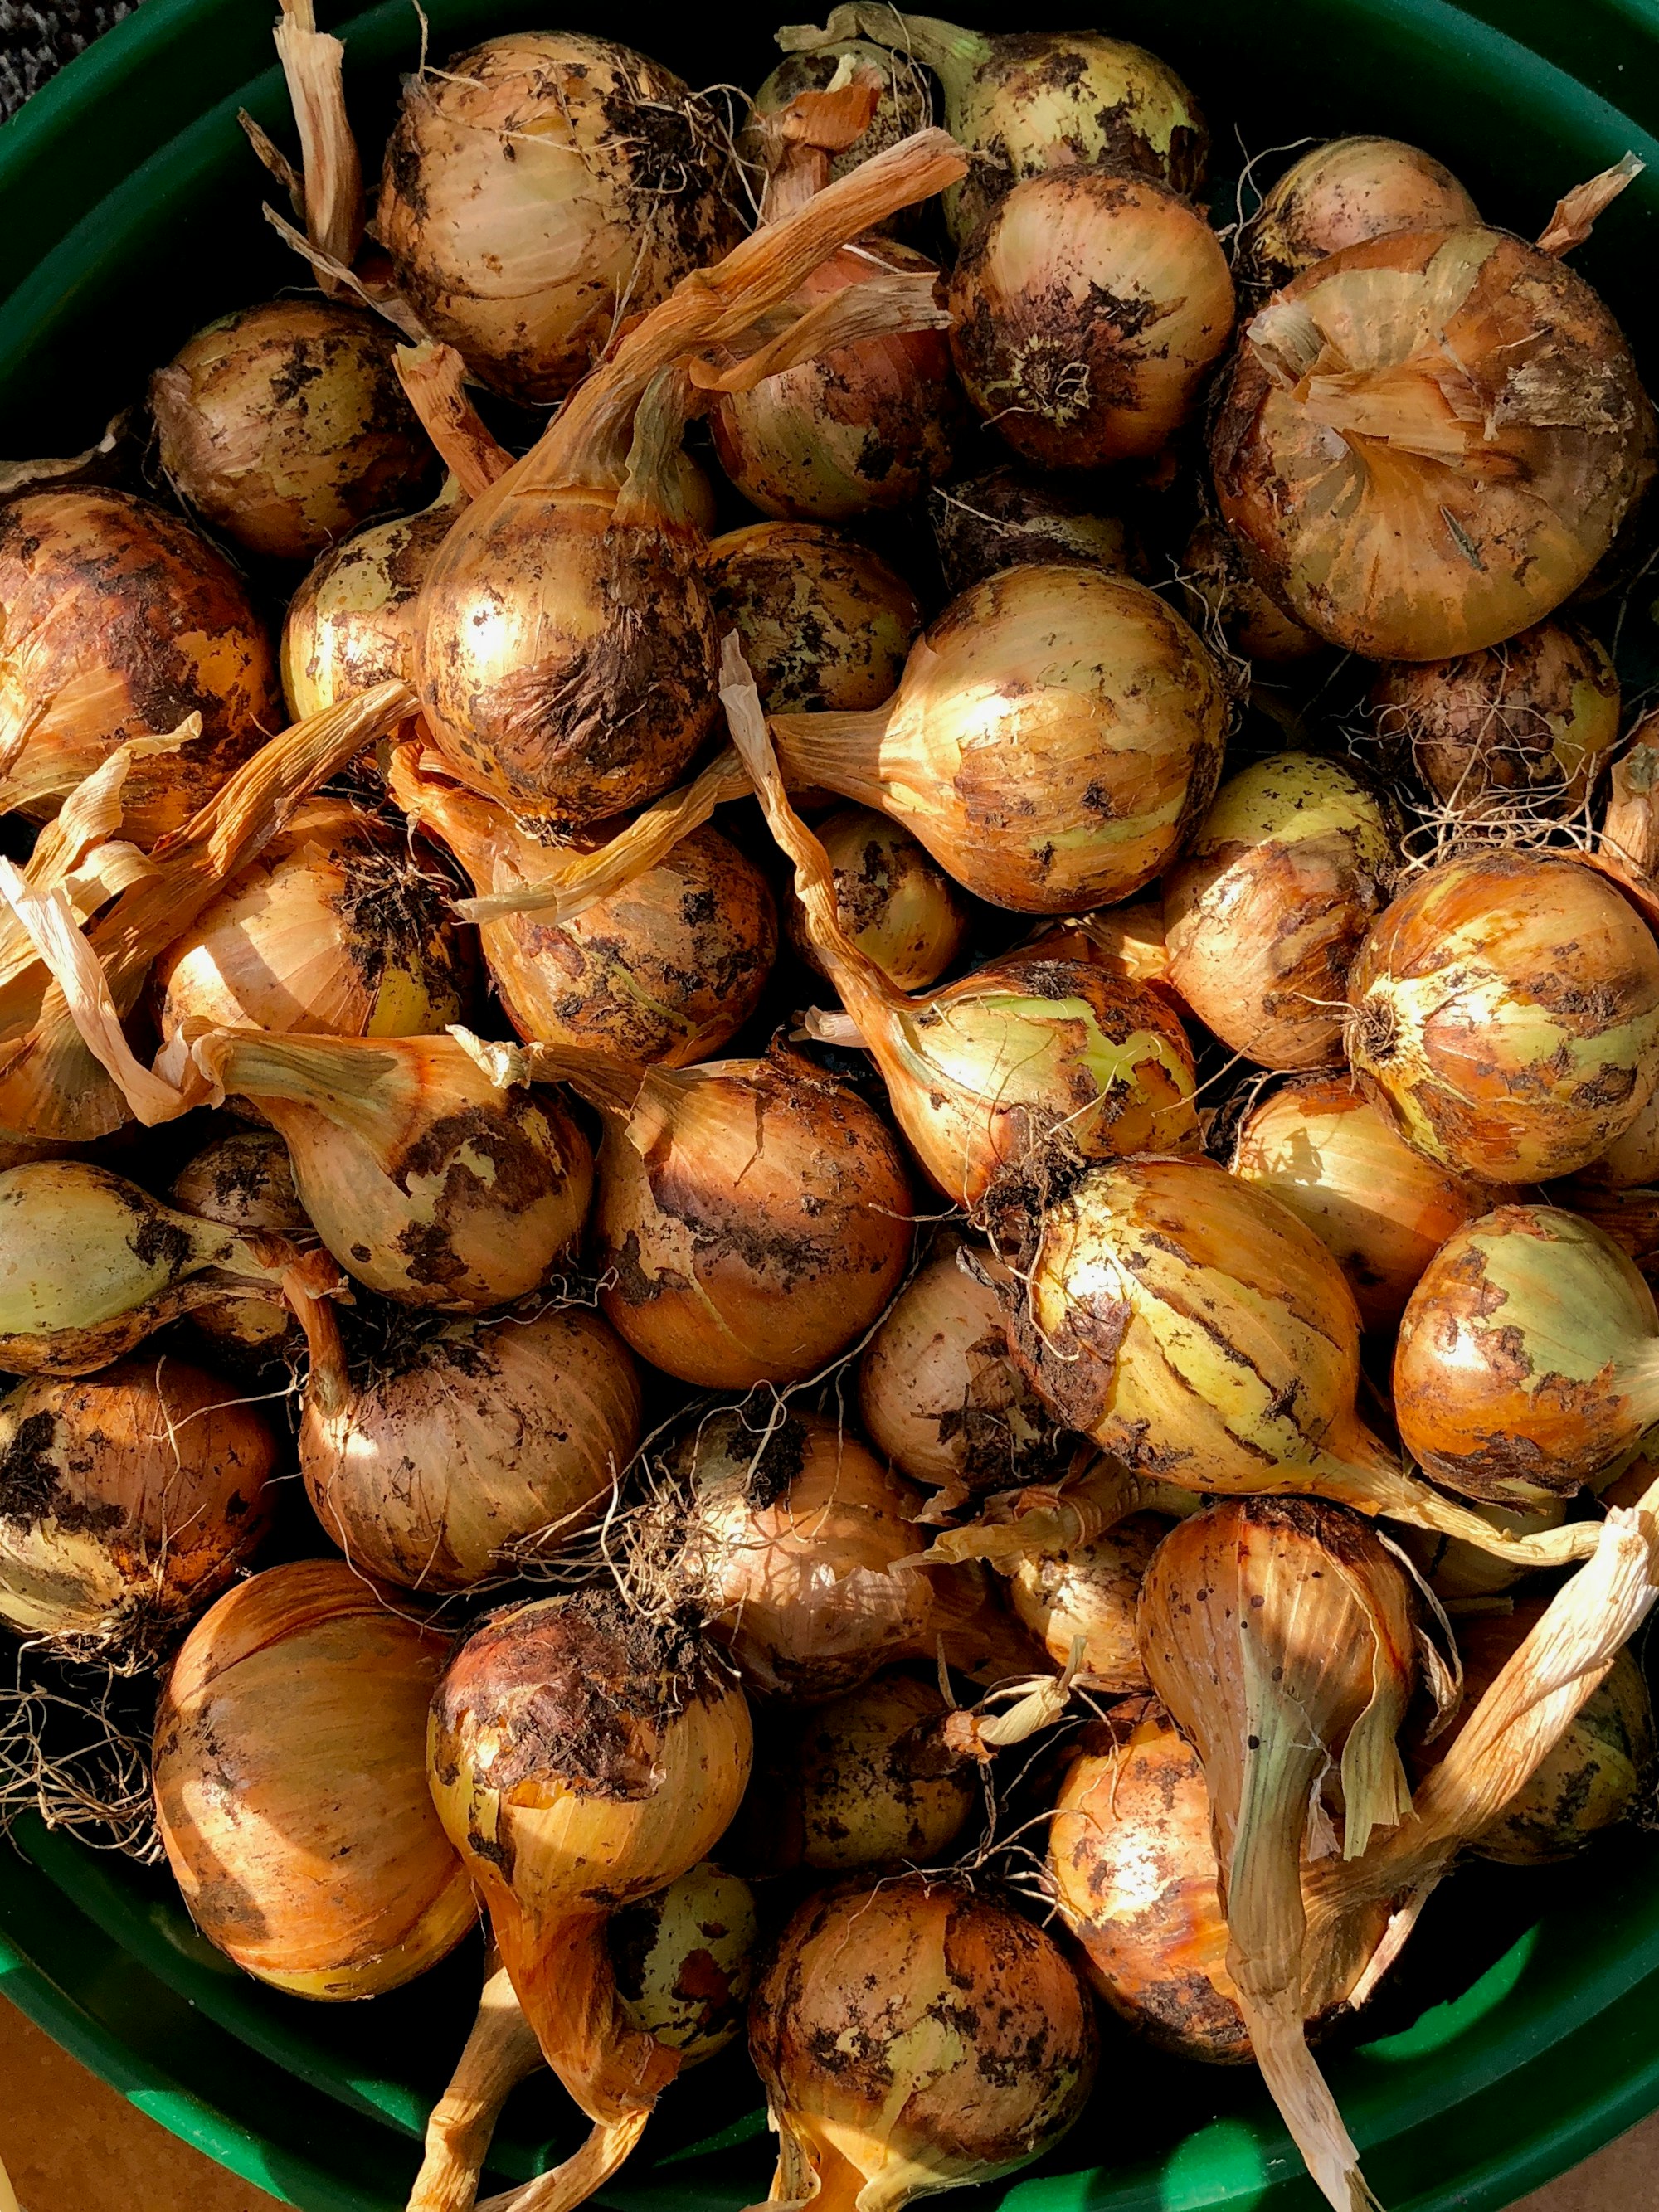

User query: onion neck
[489,1902,680,2128]
[408,1955,543,2212]
[780,7,989,105]
[385,746,518,900]
[768,708,893,814]
[288,1276,352,1419]
[394,341,513,503]
[187,1029,445,1165]
[918,1459,1201,1569]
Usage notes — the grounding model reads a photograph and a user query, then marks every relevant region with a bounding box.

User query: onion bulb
[377,33,742,405]
[1232,1073,1497,1330]
[169,1129,312,1364]
[1019,902,1171,993]
[770,562,1229,912]
[930,463,1136,598]
[280,488,463,722]
[858,1230,1069,1513]
[950,168,1234,469]
[781,7,1206,246]
[0,1356,275,1659]
[1211,228,1650,659]
[1369,618,1621,822]
[150,300,435,563]
[1180,514,1323,664]
[153,795,472,1047]
[705,521,920,715]
[1243,138,1480,289]
[295,1292,641,1592]
[751,42,932,216]
[1164,752,1399,1070]
[786,805,968,990]
[1570,1082,1659,1193]
[155,1559,478,1996]
[1007,1513,1166,1689]
[609,1860,757,2064]
[750,1874,1097,2212]
[0,489,280,842]
[173,1028,593,1310]
[1345,849,1659,1182]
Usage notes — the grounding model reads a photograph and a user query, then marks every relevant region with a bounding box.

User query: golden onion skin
[1346,851,1659,1183]
[787,805,967,991]
[0,489,280,841]
[1394,1203,1659,1502]
[950,169,1235,469]
[1008,1513,1165,1689]
[1213,228,1649,659]
[377,33,741,406]
[281,500,459,722]
[169,1130,310,1364]
[1164,751,1399,1070]
[1180,514,1323,663]
[1243,137,1479,289]
[930,463,1136,599]
[150,301,435,565]
[705,522,920,714]
[609,1862,757,2064]
[751,44,932,228]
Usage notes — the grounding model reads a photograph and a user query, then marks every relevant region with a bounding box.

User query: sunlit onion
[609,1860,758,2065]
[280,489,462,722]
[787,805,968,991]
[751,41,932,224]
[930,463,1136,598]
[1243,138,1480,289]
[705,521,921,714]
[1007,1512,1166,1689]
[169,1128,312,1364]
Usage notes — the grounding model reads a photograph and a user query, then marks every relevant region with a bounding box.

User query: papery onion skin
[929,463,1135,598]
[1233,1073,1498,1331]
[1211,228,1650,659]
[1243,137,1480,289]
[154,1559,478,1997]
[609,1860,757,2065]
[377,32,741,406]
[1394,1203,1659,1502]
[1164,751,1398,1070]
[1008,1512,1165,1688]
[280,498,460,722]
[787,805,968,990]
[0,489,280,841]
[170,1130,311,1363]
[0,1357,276,1652]
[1345,850,1659,1183]
[751,46,932,224]
[150,301,436,564]
[950,168,1234,469]
[595,1055,912,1388]
[1180,514,1323,664]
[1398,1492,1568,1604]
[706,523,920,714]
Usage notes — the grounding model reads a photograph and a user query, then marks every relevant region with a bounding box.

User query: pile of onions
[1180,514,1323,663]
[0,1355,275,1658]
[377,32,741,404]
[1393,1201,1659,1502]
[950,168,1234,469]
[787,804,968,989]
[1211,226,1651,659]
[1163,751,1399,1069]
[1232,1073,1497,1331]
[749,1874,1097,2211]
[781,7,1207,244]
[1007,1513,1166,1689]
[1345,850,1659,1182]
[295,1291,642,1592]
[768,562,1229,913]
[931,463,1136,597]
[154,1559,478,1996]
[169,1129,312,1364]
[1368,618,1622,821]
[153,795,473,1046]
[150,300,435,563]
[280,487,463,722]
[0,489,280,843]
[1243,136,1480,288]
[704,521,920,715]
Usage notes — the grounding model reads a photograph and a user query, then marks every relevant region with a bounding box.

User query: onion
[751,42,932,223]
[786,805,967,990]
[387,747,776,1068]
[1232,1073,1497,1331]
[1243,138,1480,289]
[377,33,741,405]
[769,562,1228,912]
[173,1028,593,1311]
[280,490,462,722]
[1007,1512,1166,1689]
[153,795,473,1047]
[1369,618,1621,822]
[294,1292,641,1592]
[154,1559,478,1996]
[1180,514,1323,663]
[1019,901,1171,992]
[749,1874,1097,2210]
[858,1230,1069,1513]
[1345,850,1659,1182]
[0,1355,275,1660]
[930,463,1136,598]
[169,1129,311,1364]
[150,300,435,563]
[609,1860,757,2064]
[1571,1081,1659,1191]
[781,7,1207,246]
[950,168,1234,469]
[0,489,280,843]
[704,521,920,715]
[1211,228,1651,659]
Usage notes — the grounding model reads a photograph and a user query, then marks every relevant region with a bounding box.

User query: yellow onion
[858,1230,1069,1513]
[377,33,741,405]
[169,1128,312,1364]
[295,1292,641,1592]
[781,7,1206,246]
[786,805,967,990]
[1232,1073,1497,1330]
[428,1592,752,2194]
[1345,849,1659,1182]
[1243,138,1480,289]
[1211,228,1651,659]
[1369,618,1621,821]
[0,489,280,842]
[387,747,776,1068]
[1603,705,1659,877]
[1019,901,1171,992]
[280,489,462,722]
[1394,1203,1659,1503]
[1180,514,1323,663]
[1571,1081,1659,1192]
[1562,1183,1659,1284]
[154,1559,478,1997]
[752,41,933,225]
[770,562,1228,912]
[705,521,920,715]
[609,1860,758,2064]
[750,1874,1097,2212]
[150,300,435,563]
[172,1029,593,1311]
[950,168,1233,469]
[153,795,472,1047]
[1163,752,1399,1070]
[0,1355,276,1659]
[930,463,1136,599]
[1007,1512,1167,1689]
